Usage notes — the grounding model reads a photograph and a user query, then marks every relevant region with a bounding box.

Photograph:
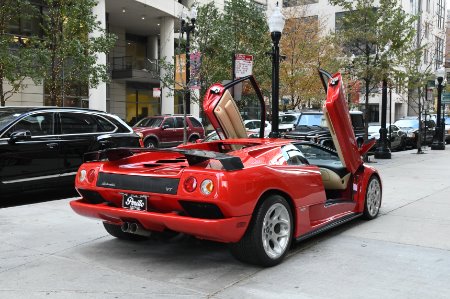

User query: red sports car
[70,71,381,267]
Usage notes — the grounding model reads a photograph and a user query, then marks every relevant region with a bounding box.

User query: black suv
[284,111,365,149]
[0,107,142,195]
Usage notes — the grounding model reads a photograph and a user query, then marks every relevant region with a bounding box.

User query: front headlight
[407,131,415,138]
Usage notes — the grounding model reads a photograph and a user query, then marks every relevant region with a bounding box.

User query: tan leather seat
[214,90,247,139]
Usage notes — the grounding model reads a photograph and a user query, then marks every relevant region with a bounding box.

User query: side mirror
[161,125,170,130]
[9,130,32,144]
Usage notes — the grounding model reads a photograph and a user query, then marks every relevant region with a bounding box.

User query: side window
[6,113,53,137]
[281,144,308,165]
[162,117,174,128]
[95,116,116,132]
[175,117,184,128]
[60,112,98,134]
[254,121,261,129]
[351,114,364,129]
[189,117,203,128]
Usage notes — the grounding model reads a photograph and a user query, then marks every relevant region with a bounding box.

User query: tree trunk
[0,68,4,106]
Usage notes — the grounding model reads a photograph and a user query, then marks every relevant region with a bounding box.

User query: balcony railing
[112,56,159,80]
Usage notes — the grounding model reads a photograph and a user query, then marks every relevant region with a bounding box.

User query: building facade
[4,0,194,124]
[281,0,447,122]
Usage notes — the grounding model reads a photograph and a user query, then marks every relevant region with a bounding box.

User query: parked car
[284,110,366,149]
[278,112,301,132]
[244,119,271,137]
[0,107,142,196]
[133,115,205,148]
[368,124,407,151]
[70,71,381,267]
[394,117,435,148]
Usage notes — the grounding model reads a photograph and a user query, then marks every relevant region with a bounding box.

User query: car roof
[0,106,111,115]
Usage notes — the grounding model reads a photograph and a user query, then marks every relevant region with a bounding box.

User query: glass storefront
[126,83,160,126]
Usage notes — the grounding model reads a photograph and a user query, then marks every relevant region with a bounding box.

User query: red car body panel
[70,73,381,247]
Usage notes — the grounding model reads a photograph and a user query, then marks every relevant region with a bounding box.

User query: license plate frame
[121,193,148,211]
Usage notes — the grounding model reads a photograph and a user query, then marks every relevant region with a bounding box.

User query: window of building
[436,0,445,29]
[424,48,429,64]
[283,0,319,7]
[424,23,430,39]
[426,0,431,12]
[435,36,444,68]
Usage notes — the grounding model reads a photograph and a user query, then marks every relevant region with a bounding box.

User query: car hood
[323,73,367,174]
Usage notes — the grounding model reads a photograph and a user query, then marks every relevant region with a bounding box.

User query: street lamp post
[431,66,446,150]
[267,4,285,138]
[375,79,392,158]
[180,7,197,115]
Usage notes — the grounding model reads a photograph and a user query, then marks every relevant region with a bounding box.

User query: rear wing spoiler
[83,147,244,171]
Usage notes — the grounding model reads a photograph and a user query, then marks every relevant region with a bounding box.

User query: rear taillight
[183,176,197,192]
[87,169,96,183]
[200,179,214,195]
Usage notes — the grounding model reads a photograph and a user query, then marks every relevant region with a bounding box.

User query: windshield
[394,119,418,129]
[298,114,323,126]
[0,112,21,131]
[368,126,381,134]
[279,115,298,124]
[134,117,163,128]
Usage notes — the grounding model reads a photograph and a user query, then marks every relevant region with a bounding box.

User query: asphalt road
[1,146,449,298]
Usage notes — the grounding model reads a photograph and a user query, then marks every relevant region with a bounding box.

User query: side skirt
[295,212,362,242]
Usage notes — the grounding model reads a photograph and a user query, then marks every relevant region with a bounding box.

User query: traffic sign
[234,54,253,78]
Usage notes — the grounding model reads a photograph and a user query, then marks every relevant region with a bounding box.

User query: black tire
[229,195,293,267]
[103,222,148,241]
[362,176,382,220]
[144,138,157,148]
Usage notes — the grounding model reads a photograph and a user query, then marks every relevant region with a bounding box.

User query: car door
[174,117,186,144]
[58,111,99,175]
[0,112,61,188]
[322,71,363,174]
[388,125,401,149]
[159,117,175,145]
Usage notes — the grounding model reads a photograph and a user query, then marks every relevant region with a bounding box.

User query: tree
[280,6,343,110]
[0,0,43,106]
[330,0,418,141]
[159,0,273,121]
[39,0,116,106]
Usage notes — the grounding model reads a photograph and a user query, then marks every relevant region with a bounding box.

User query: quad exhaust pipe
[121,221,152,237]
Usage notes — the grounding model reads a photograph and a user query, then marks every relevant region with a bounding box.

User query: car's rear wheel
[362,176,382,220]
[103,222,148,241]
[229,195,293,267]
[144,139,157,148]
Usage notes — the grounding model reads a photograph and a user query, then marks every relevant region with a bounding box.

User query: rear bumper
[70,199,251,243]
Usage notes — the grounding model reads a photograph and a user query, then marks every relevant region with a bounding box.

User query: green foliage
[330,0,420,139]
[39,0,116,106]
[160,0,272,107]
[0,0,44,106]
[280,9,343,110]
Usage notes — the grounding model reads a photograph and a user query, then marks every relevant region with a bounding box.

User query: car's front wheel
[103,222,148,241]
[229,194,293,267]
[362,176,382,220]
